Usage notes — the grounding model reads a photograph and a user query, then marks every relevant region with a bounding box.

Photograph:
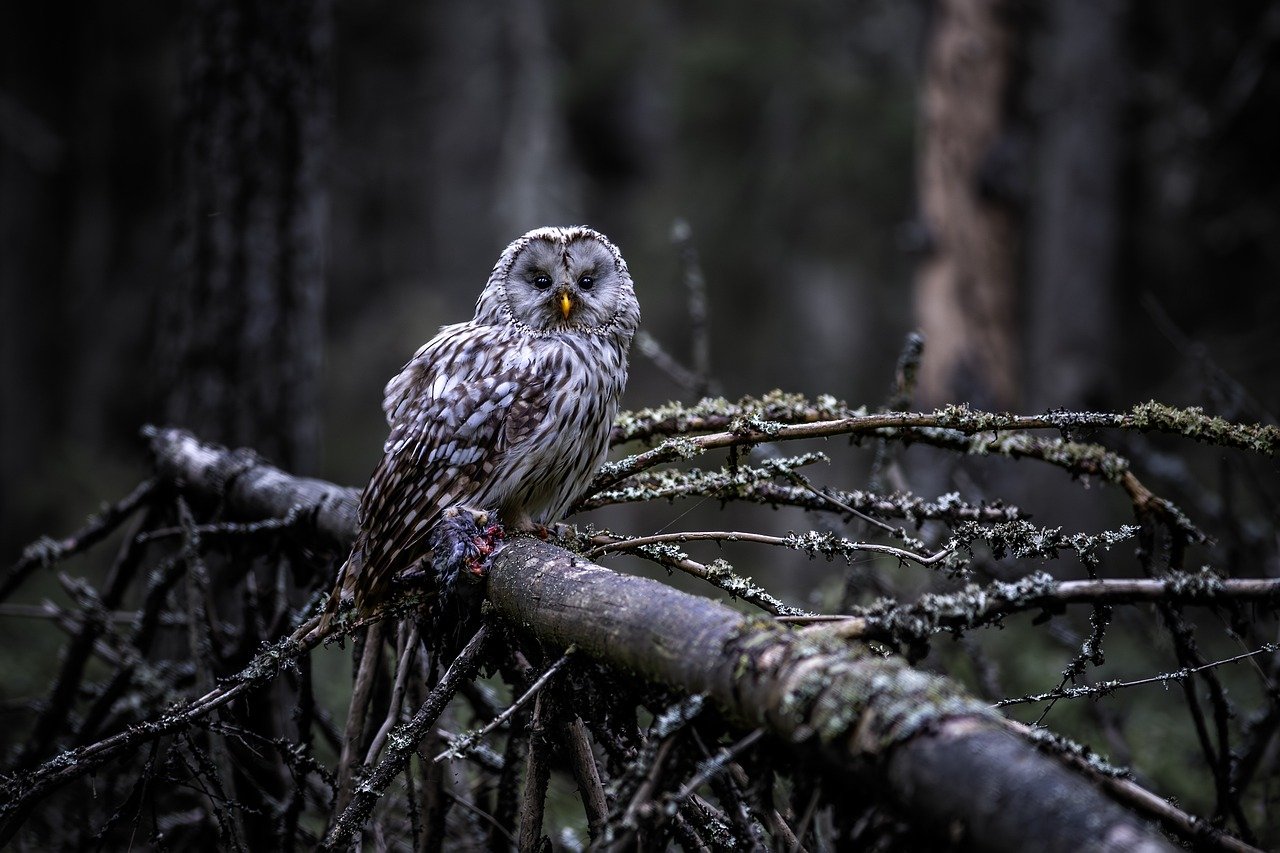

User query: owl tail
[317,549,362,634]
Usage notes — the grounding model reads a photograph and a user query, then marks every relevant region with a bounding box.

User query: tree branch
[28,426,1250,852]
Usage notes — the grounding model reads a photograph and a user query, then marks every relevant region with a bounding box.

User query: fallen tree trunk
[143,426,1182,851]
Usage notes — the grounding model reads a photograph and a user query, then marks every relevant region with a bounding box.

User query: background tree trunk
[159,0,330,474]
[914,0,1022,409]
[1027,0,1125,411]
[153,2,333,843]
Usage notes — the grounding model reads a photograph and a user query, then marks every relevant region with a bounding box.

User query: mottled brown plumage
[326,227,640,620]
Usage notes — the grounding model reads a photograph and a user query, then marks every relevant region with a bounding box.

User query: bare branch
[998,644,1279,707]
[320,624,492,850]
[434,646,576,764]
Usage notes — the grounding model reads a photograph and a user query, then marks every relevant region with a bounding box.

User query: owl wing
[345,325,546,608]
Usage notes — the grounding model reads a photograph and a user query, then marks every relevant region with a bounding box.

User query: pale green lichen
[1128,400,1279,456]
[1167,566,1227,599]
[612,390,857,445]
[729,625,996,753]
[1022,727,1131,779]
[944,520,1140,565]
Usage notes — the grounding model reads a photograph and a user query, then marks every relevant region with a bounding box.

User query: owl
[327,226,640,621]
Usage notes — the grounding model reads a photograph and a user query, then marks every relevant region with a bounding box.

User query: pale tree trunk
[914,0,1022,409]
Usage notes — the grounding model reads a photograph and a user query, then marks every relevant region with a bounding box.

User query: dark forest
[3,1,1279,850]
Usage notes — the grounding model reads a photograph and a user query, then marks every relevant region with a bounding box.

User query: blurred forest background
[5,0,1280,555]
[4,0,1280,842]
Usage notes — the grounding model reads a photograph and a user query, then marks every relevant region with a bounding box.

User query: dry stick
[283,652,318,853]
[1232,651,1280,795]
[517,690,553,852]
[600,406,1250,542]
[73,552,192,745]
[609,734,683,852]
[729,762,803,853]
[1,477,159,603]
[135,515,298,545]
[3,600,129,667]
[320,625,492,851]
[0,611,325,845]
[782,576,1280,637]
[364,623,422,765]
[18,507,156,765]
[789,786,822,853]
[563,716,609,841]
[670,809,713,853]
[997,645,1279,706]
[634,330,704,395]
[177,497,248,842]
[1161,605,1250,838]
[589,532,802,617]
[443,791,517,847]
[434,646,577,763]
[333,619,388,817]
[0,602,143,623]
[582,472,1023,525]
[670,729,765,807]
[703,751,767,853]
[609,403,1278,462]
[588,529,952,567]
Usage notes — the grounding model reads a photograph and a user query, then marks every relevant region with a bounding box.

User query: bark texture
[160,0,330,472]
[915,0,1021,408]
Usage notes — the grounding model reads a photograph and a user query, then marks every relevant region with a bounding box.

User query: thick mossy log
[146,426,1174,852]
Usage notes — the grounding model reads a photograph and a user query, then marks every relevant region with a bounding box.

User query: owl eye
[577,275,595,290]
[532,274,552,290]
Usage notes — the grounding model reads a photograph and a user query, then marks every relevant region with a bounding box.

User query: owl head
[475,226,640,339]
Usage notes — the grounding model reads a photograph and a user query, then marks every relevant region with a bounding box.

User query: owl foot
[510,520,572,541]
[541,521,574,541]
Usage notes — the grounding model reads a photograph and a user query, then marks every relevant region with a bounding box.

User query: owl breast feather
[494,330,627,524]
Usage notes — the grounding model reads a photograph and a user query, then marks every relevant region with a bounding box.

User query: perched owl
[327,226,640,621]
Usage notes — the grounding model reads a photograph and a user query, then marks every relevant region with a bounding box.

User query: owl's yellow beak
[558,289,573,320]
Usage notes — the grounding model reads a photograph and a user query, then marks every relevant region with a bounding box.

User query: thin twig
[588,532,806,617]
[1,478,159,603]
[517,689,553,852]
[997,644,1278,706]
[785,575,1280,639]
[669,729,765,806]
[587,529,953,567]
[634,330,705,396]
[334,620,388,816]
[365,623,422,765]
[321,624,493,851]
[563,716,608,840]
[434,646,577,763]
[0,613,325,845]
